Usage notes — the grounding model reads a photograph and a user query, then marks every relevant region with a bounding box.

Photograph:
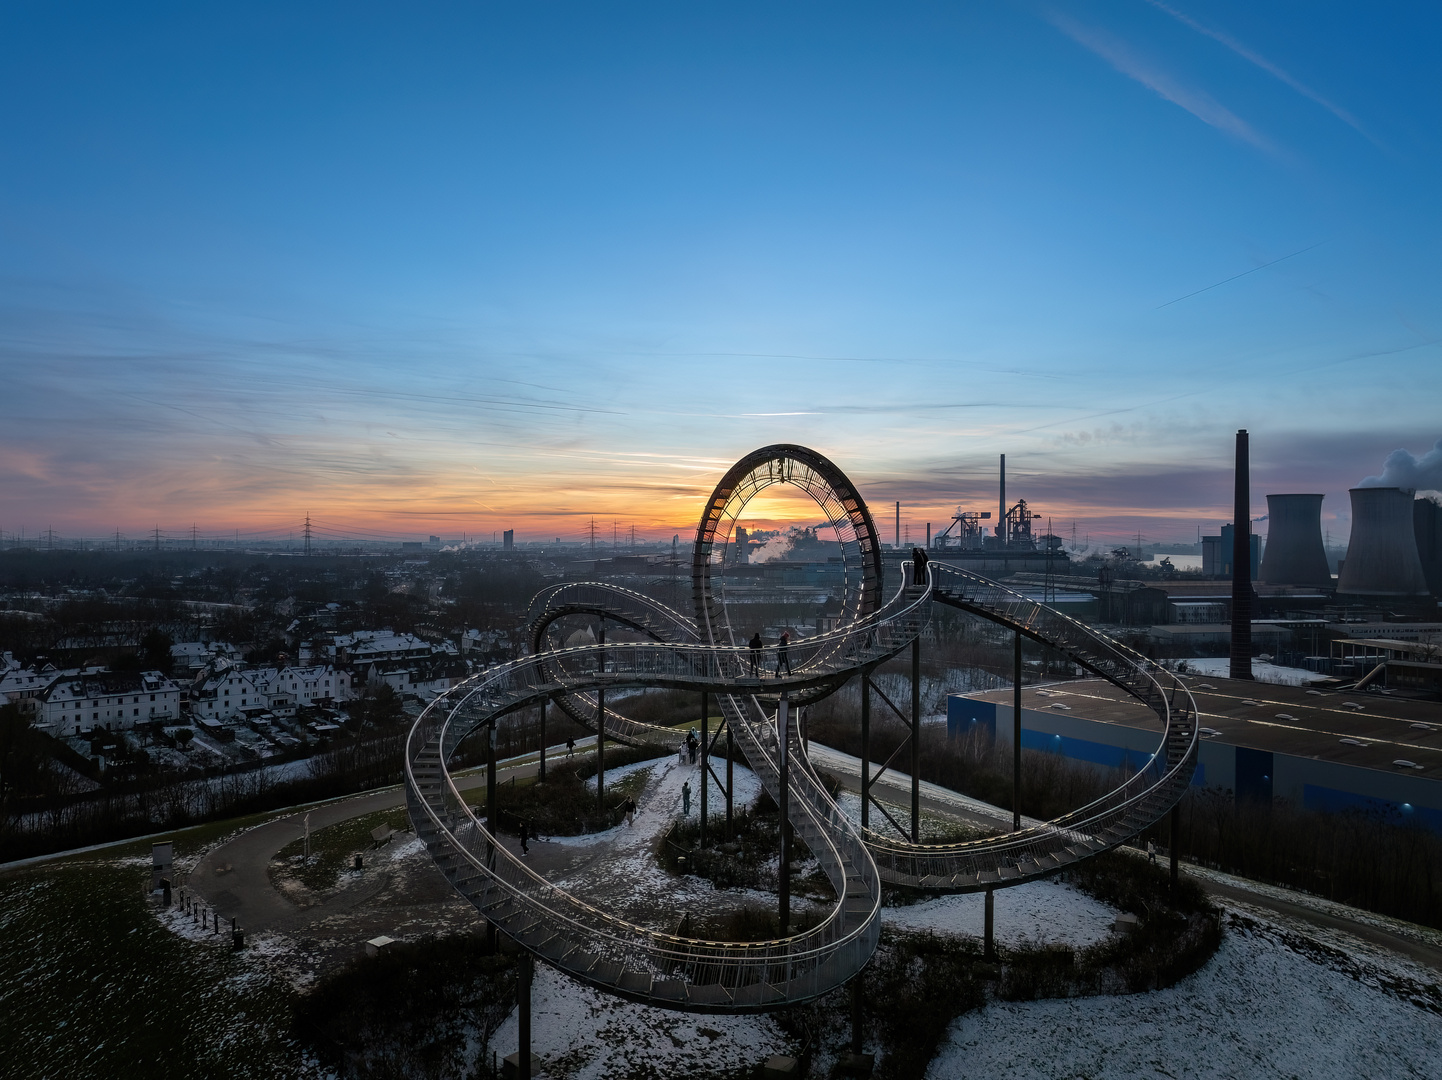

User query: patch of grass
[0,861,306,1078]
[292,933,517,1080]
[271,807,409,893]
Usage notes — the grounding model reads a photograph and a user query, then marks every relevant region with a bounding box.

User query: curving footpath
[404,445,1199,1013]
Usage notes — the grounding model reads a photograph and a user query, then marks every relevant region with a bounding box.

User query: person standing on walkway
[519,819,530,856]
[625,797,636,827]
[748,631,763,677]
[912,546,929,582]
[686,731,698,764]
[566,736,575,759]
[1147,839,1157,865]
[682,780,692,817]
[776,629,792,676]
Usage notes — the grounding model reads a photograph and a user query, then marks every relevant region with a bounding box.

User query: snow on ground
[883,880,1118,948]
[1176,658,1330,686]
[928,909,1442,1079]
[550,756,780,927]
[1187,863,1442,957]
[492,963,790,1080]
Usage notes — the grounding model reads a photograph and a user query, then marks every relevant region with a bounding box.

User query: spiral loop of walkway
[405,445,1199,1012]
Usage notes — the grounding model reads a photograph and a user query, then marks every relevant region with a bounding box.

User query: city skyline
[2,2,1439,543]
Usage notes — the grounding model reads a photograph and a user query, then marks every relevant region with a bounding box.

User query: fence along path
[406,559,1197,1012]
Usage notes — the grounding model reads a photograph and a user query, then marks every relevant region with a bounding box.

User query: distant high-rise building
[503,529,514,551]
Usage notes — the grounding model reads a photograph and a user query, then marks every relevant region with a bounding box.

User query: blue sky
[1,1,1438,545]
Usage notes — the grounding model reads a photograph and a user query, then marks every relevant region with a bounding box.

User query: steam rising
[1361,438,1442,492]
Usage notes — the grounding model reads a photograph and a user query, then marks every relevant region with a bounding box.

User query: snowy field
[883,880,1117,947]
[1175,658,1330,686]
[930,909,1442,1079]
[491,963,788,1080]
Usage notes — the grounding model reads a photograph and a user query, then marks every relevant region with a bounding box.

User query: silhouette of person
[682,780,692,816]
[776,629,792,676]
[748,631,763,677]
[912,546,929,582]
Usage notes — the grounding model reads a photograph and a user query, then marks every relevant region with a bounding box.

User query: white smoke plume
[1361,438,1442,492]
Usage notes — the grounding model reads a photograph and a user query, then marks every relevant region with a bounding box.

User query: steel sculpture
[405,445,1198,1012]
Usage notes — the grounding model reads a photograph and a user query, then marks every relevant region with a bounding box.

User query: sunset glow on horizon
[2,4,1439,548]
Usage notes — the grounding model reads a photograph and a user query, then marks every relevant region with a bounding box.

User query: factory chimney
[1230,430,1253,680]
[1258,495,1331,588]
[894,502,900,549]
[998,454,1006,545]
[1337,488,1429,596]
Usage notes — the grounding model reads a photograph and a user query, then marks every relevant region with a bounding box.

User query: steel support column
[726,708,734,841]
[1013,630,1022,831]
[850,972,864,1055]
[537,697,546,783]
[1170,803,1180,893]
[596,621,606,813]
[911,636,921,844]
[984,887,996,960]
[778,691,791,933]
[487,720,498,953]
[860,674,871,831]
[518,952,533,1080]
[700,693,709,849]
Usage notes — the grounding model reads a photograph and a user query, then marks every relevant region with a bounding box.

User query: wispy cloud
[1045,9,1280,157]
[1145,0,1383,149]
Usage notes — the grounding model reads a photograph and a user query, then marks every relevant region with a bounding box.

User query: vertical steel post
[911,635,921,844]
[487,721,498,953]
[778,692,791,933]
[861,674,871,830]
[850,973,864,1055]
[537,697,546,783]
[984,887,996,960]
[596,621,606,813]
[726,709,734,841]
[1013,630,1022,831]
[518,952,533,1080]
[487,722,498,845]
[1170,803,1180,893]
[700,693,709,849]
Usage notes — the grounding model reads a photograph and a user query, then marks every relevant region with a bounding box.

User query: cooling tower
[1416,497,1442,598]
[1336,487,1430,596]
[1258,494,1332,588]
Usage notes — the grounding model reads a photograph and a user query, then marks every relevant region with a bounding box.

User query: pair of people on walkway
[745,629,791,677]
[686,730,699,764]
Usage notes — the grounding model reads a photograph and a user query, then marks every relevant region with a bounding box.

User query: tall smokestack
[1230,430,1253,681]
[895,501,900,549]
[999,454,1006,543]
[1259,494,1331,588]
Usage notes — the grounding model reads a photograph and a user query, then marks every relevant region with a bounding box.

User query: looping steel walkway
[405,445,1199,1013]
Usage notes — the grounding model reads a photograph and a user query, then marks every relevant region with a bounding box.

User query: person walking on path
[566,736,575,759]
[776,629,792,676]
[1147,840,1157,865]
[625,797,636,827]
[748,631,763,677]
[686,731,698,764]
[682,780,692,817]
[519,819,530,856]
